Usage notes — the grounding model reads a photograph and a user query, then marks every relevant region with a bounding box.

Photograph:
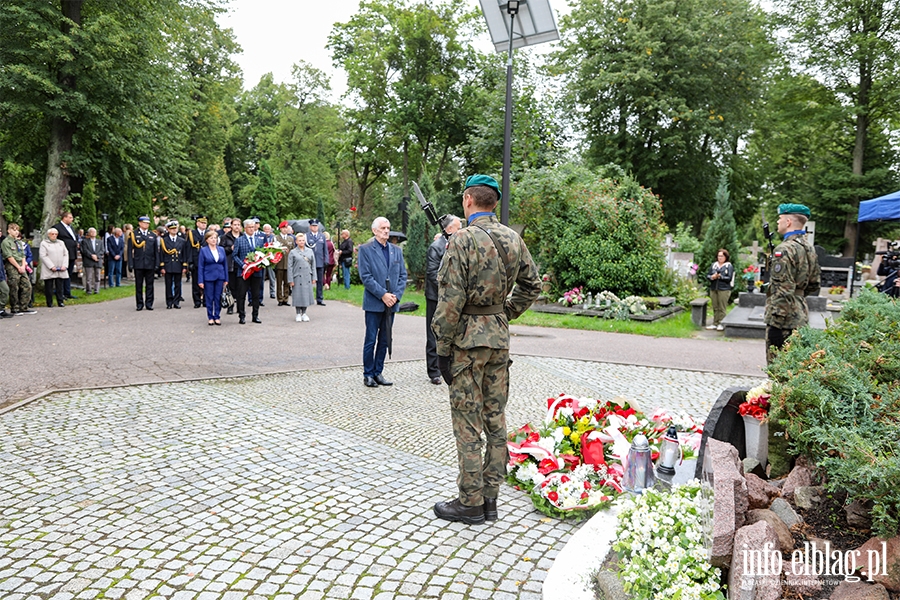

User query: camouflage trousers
[448,345,510,507]
[765,326,796,365]
[4,264,31,313]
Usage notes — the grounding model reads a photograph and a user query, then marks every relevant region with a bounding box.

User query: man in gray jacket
[424,215,461,384]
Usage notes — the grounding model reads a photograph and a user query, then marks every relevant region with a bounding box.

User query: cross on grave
[745,240,763,263]
[662,234,678,268]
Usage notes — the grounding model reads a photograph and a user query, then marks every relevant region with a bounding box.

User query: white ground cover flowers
[613,482,724,600]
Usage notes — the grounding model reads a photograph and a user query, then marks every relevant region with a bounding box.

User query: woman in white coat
[288,233,316,321]
[39,228,69,307]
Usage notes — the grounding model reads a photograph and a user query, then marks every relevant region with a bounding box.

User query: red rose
[581,492,589,500]
[560,475,569,484]
[547,491,559,503]
[584,481,592,490]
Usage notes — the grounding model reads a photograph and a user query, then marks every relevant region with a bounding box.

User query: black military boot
[433,499,485,525]
[483,497,498,522]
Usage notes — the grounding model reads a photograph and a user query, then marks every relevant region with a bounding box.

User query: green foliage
[517,162,666,296]
[404,209,432,289]
[698,173,741,288]
[672,222,702,255]
[79,180,98,232]
[767,290,900,537]
[555,0,774,229]
[248,159,277,226]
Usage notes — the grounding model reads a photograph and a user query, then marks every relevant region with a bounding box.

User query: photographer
[876,242,900,298]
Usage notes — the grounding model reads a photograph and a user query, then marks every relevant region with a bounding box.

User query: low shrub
[767,290,900,537]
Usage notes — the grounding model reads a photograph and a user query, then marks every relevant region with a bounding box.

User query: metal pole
[501,9,516,225]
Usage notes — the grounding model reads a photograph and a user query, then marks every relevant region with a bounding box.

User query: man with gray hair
[80,227,103,294]
[357,217,408,387]
[232,218,264,324]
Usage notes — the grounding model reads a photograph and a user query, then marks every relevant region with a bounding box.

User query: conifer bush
[516,163,666,296]
[767,290,900,537]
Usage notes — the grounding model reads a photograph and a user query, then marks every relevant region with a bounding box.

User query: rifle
[760,208,775,284]
[412,182,454,238]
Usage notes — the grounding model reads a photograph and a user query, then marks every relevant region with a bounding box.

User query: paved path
[1,296,765,407]
[0,360,763,599]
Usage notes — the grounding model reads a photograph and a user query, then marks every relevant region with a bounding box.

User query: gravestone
[694,387,751,480]
[663,234,678,268]
[816,245,854,289]
[720,292,828,338]
[671,251,695,278]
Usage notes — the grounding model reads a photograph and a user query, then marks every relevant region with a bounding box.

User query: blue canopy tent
[853,190,900,294]
[858,190,900,223]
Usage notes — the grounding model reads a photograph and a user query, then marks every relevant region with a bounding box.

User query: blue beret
[464,174,501,202]
[778,203,811,218]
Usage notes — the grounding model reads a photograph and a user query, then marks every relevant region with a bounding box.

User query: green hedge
[768,290,900,537]
[516,163,667,296]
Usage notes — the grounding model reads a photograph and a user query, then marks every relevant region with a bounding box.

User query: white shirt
[210,246,219,262]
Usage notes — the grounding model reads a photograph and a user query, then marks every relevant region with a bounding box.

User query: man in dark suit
[52,211,79,299]
[357,216,408,387]
[306,219,327,306]
[106,227,125,287]
[425,216,461,385]
[232,218,263,324]
[186,216,207,308]
[127,216,159,311]
[160,220,187,309]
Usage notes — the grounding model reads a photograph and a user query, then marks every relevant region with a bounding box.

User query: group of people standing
[124,214,355,326]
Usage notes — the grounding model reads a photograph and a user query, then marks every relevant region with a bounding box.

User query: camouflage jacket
[764,233,820,329]
[432,215,540,355]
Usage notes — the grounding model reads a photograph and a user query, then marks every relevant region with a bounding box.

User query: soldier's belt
[462,304,504,315]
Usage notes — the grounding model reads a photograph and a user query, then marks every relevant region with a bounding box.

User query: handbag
[221,287,235,309]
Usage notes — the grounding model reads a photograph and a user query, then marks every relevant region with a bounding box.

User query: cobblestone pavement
[0,359,764,599]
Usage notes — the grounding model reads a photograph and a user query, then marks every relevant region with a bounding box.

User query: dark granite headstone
[694,387,751,480]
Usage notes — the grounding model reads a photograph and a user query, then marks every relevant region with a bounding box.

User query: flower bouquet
[242,241,286,280]
[738,383,770,421]
[829,285,846,295]
[507,394,704,520]
[742,264,759,282]
[558,286,584,307]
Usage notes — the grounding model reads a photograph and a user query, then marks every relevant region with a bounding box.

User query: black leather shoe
[252,317,262,324]
[483,498,498,522]
[317,301,326,306]
[194,303,201,309]
[136,306,143,312]
[173,304,181,309]
[239,317,246,324]
[227,307,234,315]
[166,305,172,309]
[373,374,393,386]
[430,377,442,385]
[146,306,153,311]
[364,376,378,388]
[434,499,485,525]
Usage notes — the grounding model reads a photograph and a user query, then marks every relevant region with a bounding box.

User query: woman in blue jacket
[198,231,228,325]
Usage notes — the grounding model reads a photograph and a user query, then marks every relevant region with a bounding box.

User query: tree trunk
[844,79,870,257]
[41,0,83,232]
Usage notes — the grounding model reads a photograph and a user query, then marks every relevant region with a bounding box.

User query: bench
[690,297,709,327]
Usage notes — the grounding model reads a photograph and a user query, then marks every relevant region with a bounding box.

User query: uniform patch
[774,251,783,258]
[774,263,782,273]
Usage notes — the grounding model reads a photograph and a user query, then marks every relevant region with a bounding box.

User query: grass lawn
[50,282,136,305]
[323,284,704,338]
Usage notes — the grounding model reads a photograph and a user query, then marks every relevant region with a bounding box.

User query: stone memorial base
[530,296,684,322]
[720,292,829,338]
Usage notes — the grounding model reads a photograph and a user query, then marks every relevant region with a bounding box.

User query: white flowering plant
[613,482,724,600]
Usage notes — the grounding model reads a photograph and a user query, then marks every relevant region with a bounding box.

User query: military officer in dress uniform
[431,174,541,525]
[127,216,159,311]
[306,219,327,306]
[764,203,821,364]
[186,216,208,308]
[160,220,188,309]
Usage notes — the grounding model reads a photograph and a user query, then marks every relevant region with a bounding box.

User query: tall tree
[248,159,277,226]
[698,173,741,285]
[555,0,773,229]
[774,0,900,255]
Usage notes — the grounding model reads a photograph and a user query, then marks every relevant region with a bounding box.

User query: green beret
[464,174,501,202]
[778,203,811,218]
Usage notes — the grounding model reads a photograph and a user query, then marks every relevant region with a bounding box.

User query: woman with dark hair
[706,248,734,331]
[197,230,228,325]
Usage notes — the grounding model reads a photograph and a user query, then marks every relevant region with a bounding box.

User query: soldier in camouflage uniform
[432,175,541,525]
[764,203,820,364]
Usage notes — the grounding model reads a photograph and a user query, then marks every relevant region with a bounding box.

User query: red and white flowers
[738,382,771,421]
[242,241,286,280]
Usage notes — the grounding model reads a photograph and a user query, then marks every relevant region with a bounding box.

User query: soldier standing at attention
[432,175,541,525]
[764,203,820,364]
[128,216,159,311]
[160,220,188,309]
[187,216,207,308]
